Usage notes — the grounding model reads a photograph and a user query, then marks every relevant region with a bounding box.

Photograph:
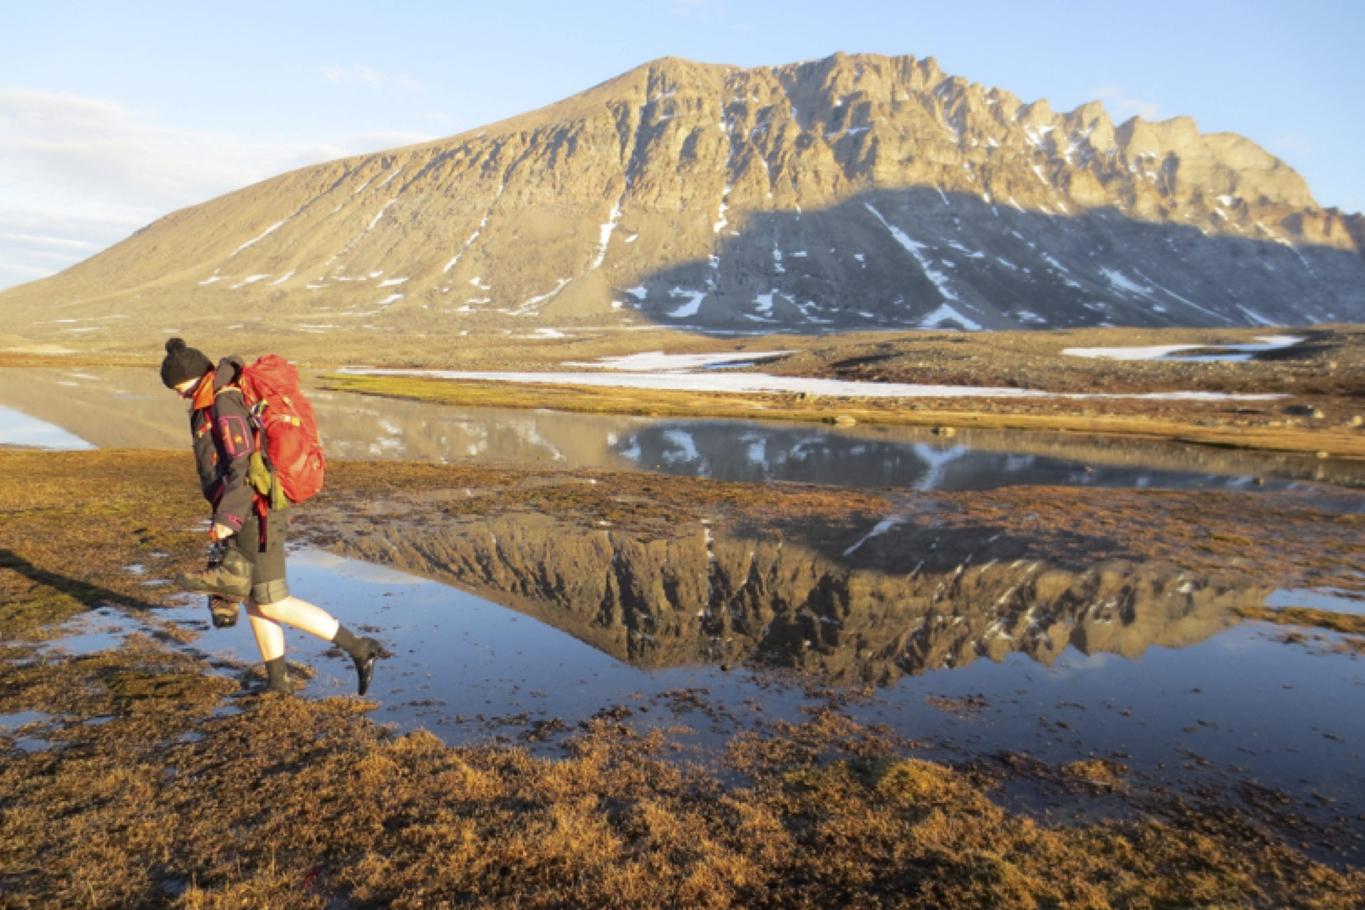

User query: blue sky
[2,0,1361,289]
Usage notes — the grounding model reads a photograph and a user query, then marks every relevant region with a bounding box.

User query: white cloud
[1091,85,1161,121]
[0,88,432,290]
[321,64,422,93]
[1272,133,1313,158]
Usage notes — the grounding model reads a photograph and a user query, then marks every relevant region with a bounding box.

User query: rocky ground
[2,448,1363,907]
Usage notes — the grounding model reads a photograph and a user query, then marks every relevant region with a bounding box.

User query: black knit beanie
[160,337,213,389]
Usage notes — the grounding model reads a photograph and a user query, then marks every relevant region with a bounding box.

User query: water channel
[1,366,1359,489]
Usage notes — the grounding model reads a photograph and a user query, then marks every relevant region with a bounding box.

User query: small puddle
[0,404,94,450]
[271,550,815,747]
[0,709,57,753]
[1266,587,1365,616]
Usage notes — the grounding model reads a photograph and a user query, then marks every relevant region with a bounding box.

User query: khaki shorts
[230,511,289,604]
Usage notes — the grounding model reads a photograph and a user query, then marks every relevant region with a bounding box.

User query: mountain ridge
[4,51,1363,342]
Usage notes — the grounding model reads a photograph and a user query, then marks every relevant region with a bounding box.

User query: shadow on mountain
[320,504,1268,686]
[616,186,1365,334]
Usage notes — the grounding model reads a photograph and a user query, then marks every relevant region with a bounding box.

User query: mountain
[4,52,1364,342]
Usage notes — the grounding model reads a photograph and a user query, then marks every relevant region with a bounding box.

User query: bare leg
[247,596,381,696]
[245,602,286,661]
[251,595,341,643]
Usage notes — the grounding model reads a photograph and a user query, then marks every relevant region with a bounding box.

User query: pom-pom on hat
[159,337,213,389]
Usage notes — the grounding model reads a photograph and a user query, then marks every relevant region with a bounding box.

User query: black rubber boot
[264,656,292,694]
[332,625,384,696]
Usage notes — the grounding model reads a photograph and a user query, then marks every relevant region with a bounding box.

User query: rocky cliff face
[6,53,1363,341]
[324,509,1265,685]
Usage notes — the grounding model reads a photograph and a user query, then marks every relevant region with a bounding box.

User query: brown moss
[1060,758,1129,790]
[2,448,1364,906]
[1235,606,1365,635]
[4,689,1362,909]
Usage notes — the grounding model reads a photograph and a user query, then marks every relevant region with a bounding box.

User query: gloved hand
[209,522,235,541]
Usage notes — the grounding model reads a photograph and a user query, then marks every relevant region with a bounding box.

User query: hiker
[160,337,383,695]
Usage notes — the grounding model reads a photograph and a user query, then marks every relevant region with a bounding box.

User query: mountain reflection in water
[322,508,1269,685]
[612,421,1305,491]
[1,367,1356,490]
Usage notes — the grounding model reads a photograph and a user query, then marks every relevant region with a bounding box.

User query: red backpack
[238,355,326,504]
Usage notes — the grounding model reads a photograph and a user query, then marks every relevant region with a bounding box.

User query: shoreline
[3,321,1360,458]
[320,371,1365,458]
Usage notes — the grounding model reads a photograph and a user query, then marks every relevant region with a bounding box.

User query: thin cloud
[0,88,432,289]
[321,64,423,93]
[1272,133,1313,158]
[1091,85,1161,121]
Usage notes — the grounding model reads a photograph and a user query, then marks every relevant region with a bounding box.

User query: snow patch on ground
[919,303,983,331]
[666,288,707,319]
[563,351,793,372]
[713,186,731,235]
[1062,335,1304,362]
[341,369,1282,402]
[1039,254,1082,288]
[864,204,962,304]
[233,221,285,255]
[508,278,571,316]
[590,200,623,269]
[1098,267,1152,298]
[1236,305,1279,327]
[367,199,398,231]
[378,277,409,288]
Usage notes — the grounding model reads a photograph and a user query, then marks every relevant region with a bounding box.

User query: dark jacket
[189,356,256,533]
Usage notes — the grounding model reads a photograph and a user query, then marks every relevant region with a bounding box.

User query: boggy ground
[2,449,1364,908]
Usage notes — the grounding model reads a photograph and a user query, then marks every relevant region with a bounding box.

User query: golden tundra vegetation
[2,448,1363,908]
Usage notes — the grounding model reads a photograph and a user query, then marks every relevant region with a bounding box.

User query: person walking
[160,337,383,695]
